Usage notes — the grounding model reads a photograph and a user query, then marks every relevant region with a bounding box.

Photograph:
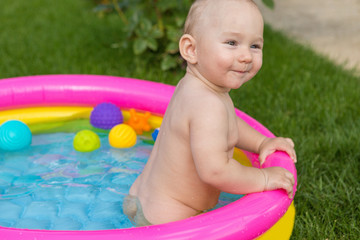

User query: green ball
[73,130,100,152]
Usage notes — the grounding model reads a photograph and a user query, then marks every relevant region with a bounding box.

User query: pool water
[0,132,242,230]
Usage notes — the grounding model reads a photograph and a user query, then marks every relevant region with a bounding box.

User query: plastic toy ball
[109,124,137,148]
[90,103,123,129]
[0,120,32,151]
[73,130,101,152]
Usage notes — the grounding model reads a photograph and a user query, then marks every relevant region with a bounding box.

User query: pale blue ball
[0,120,32,151]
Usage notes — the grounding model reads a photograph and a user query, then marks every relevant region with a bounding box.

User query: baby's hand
[258,137,297,165]
[261,167,295,199]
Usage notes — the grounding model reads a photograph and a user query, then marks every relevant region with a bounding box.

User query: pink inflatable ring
[0,75,297,240]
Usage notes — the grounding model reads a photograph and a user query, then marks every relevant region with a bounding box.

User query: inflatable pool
[0,75,297,239]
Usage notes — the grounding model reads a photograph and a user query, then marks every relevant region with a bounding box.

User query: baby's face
[193,0,264,91]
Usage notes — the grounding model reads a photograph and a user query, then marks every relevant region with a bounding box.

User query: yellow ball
[109,124,137,148]
[73,130,100,152]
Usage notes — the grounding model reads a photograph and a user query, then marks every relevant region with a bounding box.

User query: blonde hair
[183,0,259,35]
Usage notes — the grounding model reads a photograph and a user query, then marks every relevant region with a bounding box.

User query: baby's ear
[179,34,197,64]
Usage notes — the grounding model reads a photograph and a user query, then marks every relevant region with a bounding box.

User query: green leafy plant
[94,0,192,70]
[94,0,274,70]
[261,0,274,9]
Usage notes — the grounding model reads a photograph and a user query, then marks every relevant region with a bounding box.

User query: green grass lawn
[1,0,359,239]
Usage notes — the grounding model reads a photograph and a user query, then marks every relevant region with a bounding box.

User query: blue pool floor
[0,132,241,230]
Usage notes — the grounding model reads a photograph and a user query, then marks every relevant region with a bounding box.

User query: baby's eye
[250,44,262,49]
[226,41,237,46]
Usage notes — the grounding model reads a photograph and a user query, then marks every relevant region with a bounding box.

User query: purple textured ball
[90,103,123,129]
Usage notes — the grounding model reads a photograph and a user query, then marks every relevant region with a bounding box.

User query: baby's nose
[237,47,252,63]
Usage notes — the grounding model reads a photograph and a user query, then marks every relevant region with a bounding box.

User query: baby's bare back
[129,74,238,225]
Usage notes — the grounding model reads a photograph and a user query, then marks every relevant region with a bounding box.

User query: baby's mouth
[233,70,248,74]
[233,66,250,74]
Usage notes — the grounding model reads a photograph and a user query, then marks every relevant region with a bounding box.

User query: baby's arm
[235,117,297,165]
[190,106,267,195]
[189,102,295,198]
[234,117,297,198]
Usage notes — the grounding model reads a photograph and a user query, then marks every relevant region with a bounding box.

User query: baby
[124,0,297,226]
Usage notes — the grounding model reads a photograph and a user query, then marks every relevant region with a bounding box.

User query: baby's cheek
[217,53,235,68]
[252,55,263,72]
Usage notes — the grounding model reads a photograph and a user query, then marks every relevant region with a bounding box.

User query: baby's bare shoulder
[175,77,228,120]
[185,96,228,133]
[190,91,225,114]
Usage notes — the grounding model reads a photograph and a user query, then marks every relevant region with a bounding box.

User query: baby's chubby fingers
[278,170,295,199]
[285,183,294,199]
[258,149,275,165]
[258,137,297,165]
[283,171,295,199]
[272,137,297,162]
[284,138,297,162]
[262,167,295,199]
[284,137,295,147]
